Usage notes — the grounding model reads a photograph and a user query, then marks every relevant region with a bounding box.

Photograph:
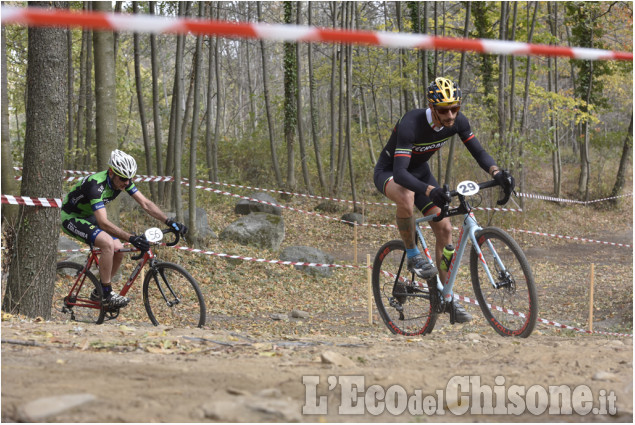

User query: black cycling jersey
[61,170,138,217]
[375,108,495,195]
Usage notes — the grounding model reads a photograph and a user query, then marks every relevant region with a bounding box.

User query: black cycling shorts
[373,162,439,215]
[61,214,104,246]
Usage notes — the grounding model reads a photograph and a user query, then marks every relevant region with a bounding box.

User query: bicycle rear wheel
[143,262,206,328]
[54,262,105,324]
[470,227,537,338]
[372,240,437,336]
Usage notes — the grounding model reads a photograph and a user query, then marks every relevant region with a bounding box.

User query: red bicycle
[53,227,206,327]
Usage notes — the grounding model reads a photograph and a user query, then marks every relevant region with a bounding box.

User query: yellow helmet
[427,77,461,106]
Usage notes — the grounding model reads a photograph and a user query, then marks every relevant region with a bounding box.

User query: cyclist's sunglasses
[434,104,461,115]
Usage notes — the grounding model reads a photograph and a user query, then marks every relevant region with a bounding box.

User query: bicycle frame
[73,247,153,303]
[414,201,501,305]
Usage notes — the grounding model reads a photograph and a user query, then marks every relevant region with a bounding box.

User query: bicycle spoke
[372,240,437,336]
[471,228,537,337]
[143,263,206,328]
[53,262,104,324]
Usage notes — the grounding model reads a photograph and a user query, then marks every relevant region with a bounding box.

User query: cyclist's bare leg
[428,206,453,284]
[384,179,416,248]
[93,232,123,285]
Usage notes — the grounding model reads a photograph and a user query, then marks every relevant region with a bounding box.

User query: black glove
[166,218,188,235]
[429,187,451,209]
[129,235,150,251]
[493,169,515,193]
[493,169,515,205]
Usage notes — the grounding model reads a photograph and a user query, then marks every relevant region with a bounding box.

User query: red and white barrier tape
[1,6,631,61]
[2,190,631,249]
[511,228,632,249]
[518,191,633,205]
[180,181,397,230]
[18,167,632,209]
[0,194,62,208]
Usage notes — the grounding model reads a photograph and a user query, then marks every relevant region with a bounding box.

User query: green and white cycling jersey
[60,170,137,244]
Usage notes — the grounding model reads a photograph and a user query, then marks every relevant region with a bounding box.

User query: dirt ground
[2,194,633,422]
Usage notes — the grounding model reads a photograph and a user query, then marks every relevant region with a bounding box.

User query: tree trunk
[132,2,156,201]
[1,25,18,226]
[296,2,313,194]
[66,27,74,168]
[204,4,216,181]
[345,32,358,212]
[283,1,297,190]
[444,2,471,185]
[609,114,633,203]
[518,1,539,211]
[148,1,165,202]
[307,2,326,191]
[83,4,94,171]
[188,3,204,246]
[497,1,509,156]
[335,2,348,195]
[75,25,87,171]
[212,2,222,182]
[579,61,593,200]
[172,3,187,221]
[328,2,338,193]
[93,0,116,169]
[93,1,120,224]
[257,1,282,187]
[548,1,562,197]
[3,1,68,318]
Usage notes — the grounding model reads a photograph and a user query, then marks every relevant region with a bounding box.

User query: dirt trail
[2,206,632,422]
[1,317,632,422]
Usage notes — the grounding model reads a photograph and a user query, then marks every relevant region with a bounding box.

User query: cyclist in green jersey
[61,149,187,309]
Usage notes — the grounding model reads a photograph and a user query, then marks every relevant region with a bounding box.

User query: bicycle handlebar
[130,227,181,260]
[432,179,510,222]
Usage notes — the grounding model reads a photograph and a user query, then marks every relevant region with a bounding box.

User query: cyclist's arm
[392,116,433,195]
[457,116,496,174]
[130,191,168,223]
[94,208,133,242]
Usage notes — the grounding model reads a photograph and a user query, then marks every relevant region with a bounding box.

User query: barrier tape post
[367,254,372,325]
[354,223,358,264]
[589,263,595,332]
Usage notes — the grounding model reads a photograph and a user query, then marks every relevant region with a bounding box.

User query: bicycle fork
[148,264,181,307]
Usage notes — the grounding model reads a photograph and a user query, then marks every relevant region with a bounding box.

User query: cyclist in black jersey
[61,149,188,309]
[374,77,515,323]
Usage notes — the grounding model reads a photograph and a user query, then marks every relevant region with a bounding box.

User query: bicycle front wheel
[372,240,437,336]
[470,227,537,338]
[54,262,105,324]
[143,262,206,328]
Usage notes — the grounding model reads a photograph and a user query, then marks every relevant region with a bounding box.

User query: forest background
[0,1,632,319]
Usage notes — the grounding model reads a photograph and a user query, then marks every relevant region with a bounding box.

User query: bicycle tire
[142,262,206,328]
[470,227,538,338]
[372,240,437,336]
[53,262,105,324]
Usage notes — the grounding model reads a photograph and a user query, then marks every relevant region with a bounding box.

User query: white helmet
[108,149,137,179]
